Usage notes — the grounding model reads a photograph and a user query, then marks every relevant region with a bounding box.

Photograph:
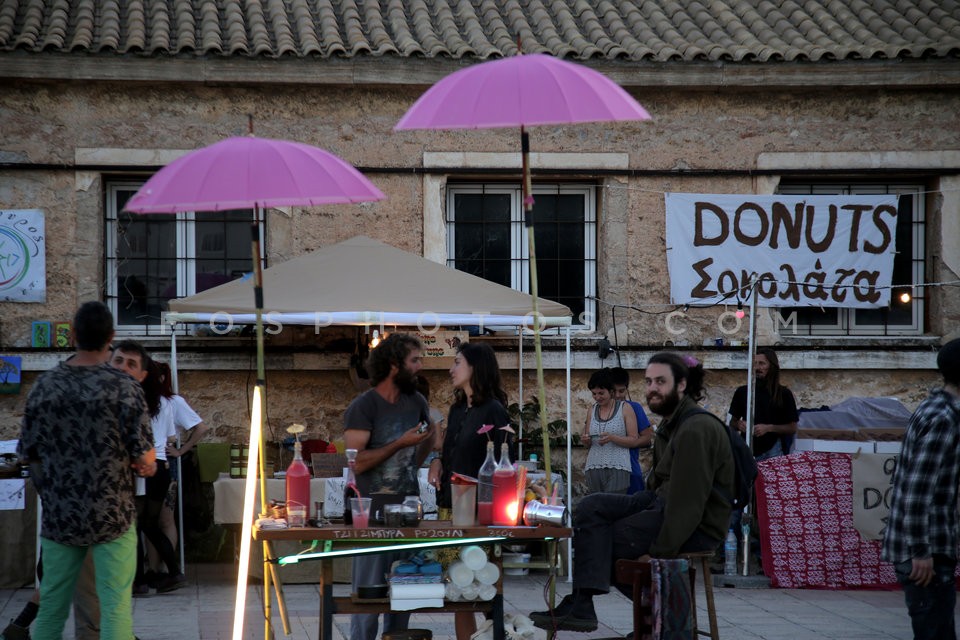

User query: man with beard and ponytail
[342,333,436,640]
[530,352,734,632]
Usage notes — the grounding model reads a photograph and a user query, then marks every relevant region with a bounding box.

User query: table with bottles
[253,522,571,640]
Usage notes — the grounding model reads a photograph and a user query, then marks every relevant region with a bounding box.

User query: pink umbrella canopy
[125,136,384,213]
[394,52,650,507]
[394,53,650,130]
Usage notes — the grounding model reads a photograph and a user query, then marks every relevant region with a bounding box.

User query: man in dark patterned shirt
[18,301,156,640]
[882,337,960,640]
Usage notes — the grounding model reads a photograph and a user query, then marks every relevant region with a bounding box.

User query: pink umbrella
[125,136,384,212]
[395,53,651,496]
[124,133,383,640]
[395,53,650,130]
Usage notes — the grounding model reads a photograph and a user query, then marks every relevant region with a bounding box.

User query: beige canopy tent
[167,235,572,327]
[164,236,576,572]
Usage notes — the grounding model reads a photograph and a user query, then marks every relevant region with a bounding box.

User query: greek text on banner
[664,193,898,308]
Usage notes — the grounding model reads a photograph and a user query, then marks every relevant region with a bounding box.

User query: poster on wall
[0,209,46,302]
[664,193,898,308]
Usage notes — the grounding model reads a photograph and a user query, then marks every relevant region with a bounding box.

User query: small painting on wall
[54,322,71,348]
[0,356,22,394]
[31,321,51,348]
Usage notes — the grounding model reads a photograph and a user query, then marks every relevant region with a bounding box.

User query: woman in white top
[135,360,188,593]
[148,362,208,582]
[582,368,640,494]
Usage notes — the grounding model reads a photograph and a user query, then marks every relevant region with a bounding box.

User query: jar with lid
[402,495,423,526]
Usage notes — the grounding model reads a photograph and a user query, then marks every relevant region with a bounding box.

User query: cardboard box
[311,453,347,478]
[811,439,871,454]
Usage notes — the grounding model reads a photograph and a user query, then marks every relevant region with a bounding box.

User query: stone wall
[0,78,955,476]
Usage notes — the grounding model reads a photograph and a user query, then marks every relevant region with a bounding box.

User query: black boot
[529,594,598,632]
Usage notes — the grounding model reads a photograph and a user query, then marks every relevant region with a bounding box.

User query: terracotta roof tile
[0,0,956,62]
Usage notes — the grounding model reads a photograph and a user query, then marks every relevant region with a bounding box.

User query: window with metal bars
[445,184,596,326]
[104,181,262,335]
[775,183,925,335]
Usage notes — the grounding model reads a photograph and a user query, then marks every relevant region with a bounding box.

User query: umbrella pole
[233,211,285,640]
[520,127,554,497]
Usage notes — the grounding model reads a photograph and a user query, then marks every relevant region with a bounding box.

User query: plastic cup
[350,497,371,529]
[451,484,477,527]
[461,545,487,571]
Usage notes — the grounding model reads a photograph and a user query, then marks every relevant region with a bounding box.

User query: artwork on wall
[54,322,71,348]
[0,209,46,303]
[31,321,51,348]
[0,356,21,394]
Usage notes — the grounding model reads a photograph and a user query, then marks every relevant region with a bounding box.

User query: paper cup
[448,560,474,588]
[474,561,500,585]
[461,545,487,570]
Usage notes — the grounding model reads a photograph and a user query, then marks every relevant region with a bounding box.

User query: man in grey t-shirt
[343,333,436,640]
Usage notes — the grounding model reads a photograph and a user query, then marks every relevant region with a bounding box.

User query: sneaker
[529,594,598,632]
[2,621,30,640]
[132,583,150,597]
[156,573,188,593]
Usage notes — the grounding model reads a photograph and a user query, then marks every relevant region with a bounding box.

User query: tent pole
[565,327,573,582]
[170,328,185,573]
[518,331,524,462]
[742,274,759,576]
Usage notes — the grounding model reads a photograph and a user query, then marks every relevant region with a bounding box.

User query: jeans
[894,556,957,640]
[33,525,137,640]
[572,491,719,595]
[350,552,411,640]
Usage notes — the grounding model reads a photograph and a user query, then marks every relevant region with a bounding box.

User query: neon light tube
[232,385,262,640]
[276,536,509,565]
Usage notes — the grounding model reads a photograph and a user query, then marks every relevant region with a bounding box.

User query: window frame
[104,180,265,336]
[445,183,597,329]
[775,182,925,336]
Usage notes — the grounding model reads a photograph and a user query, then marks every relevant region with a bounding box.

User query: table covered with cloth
[755,451,899,589]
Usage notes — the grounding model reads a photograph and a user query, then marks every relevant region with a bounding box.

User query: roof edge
[1,52,959,89]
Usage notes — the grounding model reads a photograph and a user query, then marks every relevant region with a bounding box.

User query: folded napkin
[389,582,445,611]
[255,517,288,530]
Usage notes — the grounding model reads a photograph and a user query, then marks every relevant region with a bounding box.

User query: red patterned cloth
[755,451,899,589]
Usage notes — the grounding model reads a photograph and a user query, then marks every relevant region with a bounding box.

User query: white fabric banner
[664,193,898,308]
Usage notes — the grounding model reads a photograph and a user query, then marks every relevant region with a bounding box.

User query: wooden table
[254,522,571,640]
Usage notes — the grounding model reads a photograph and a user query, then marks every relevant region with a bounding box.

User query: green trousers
[33,525,137,640]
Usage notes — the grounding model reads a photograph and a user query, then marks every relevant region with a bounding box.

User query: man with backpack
[530,352,735,632]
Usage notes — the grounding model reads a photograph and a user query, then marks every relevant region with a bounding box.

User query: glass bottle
[343,448,358,525]
[285,441,310,527]
[492,442,518,526]
[476,442,496,525]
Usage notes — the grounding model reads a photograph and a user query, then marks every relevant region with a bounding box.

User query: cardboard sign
[414,330,466,358]
[851,452,898,540]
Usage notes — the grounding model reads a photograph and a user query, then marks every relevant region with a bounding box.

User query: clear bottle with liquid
[285,441,310,528]
[343,448,358,525]
[476,442,497,525]
[492,442,518,526]
[724,529,738,576]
